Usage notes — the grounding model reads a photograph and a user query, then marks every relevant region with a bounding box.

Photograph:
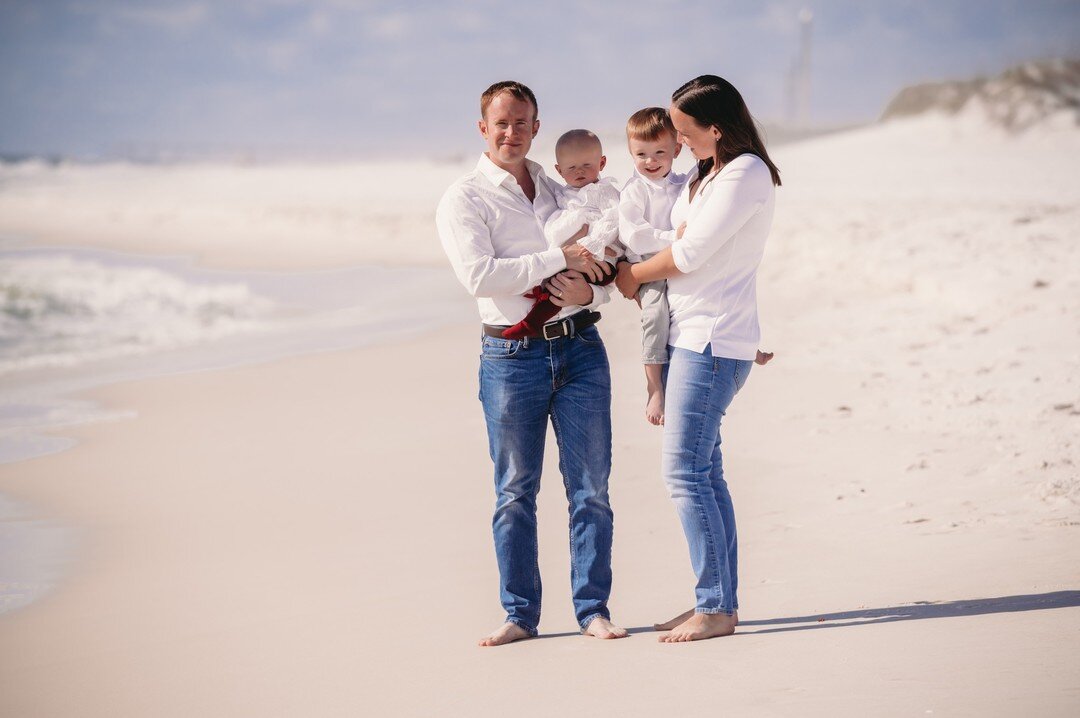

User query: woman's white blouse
[667,153,775,361]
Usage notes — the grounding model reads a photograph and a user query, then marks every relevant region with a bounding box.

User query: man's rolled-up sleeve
[437,189,566,297]
[670,162,769,274]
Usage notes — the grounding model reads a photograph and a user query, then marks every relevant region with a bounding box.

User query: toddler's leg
[645,364,665,426]
[639,279,670,425]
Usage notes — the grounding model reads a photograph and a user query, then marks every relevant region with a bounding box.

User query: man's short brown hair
[480,81,539,121]
[626,107,675,142]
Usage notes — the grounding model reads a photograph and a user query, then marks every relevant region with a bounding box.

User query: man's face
[555,145,606,188]
[478,92,539,167]
[628,133,681,181]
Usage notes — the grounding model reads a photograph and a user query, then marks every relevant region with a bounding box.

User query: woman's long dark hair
[672,75,781,187]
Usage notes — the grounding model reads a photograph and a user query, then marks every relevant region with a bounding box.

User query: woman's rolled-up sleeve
[670,160,771,274]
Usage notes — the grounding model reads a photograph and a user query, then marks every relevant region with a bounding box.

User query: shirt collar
[477,153,544,189]
[634,168,686,190]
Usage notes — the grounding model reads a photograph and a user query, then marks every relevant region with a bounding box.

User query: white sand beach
[1,114,1078,715]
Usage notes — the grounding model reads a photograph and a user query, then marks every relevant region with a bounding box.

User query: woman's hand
[676,222,687,239]
[615,260,641,300]
[544,270,593,307]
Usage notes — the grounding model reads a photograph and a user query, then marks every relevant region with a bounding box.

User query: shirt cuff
[671,242,692,273]
[581,281,610,311]
[540,246,567,277]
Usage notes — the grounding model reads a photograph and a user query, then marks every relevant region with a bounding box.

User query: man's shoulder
[437,168,492,213]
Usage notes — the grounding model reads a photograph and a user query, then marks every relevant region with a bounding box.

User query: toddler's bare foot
[645,387,665,426]
[755,350,774,366]
[582,616,628,639]
[658,612,737,643]
[655,608,738,631]
[478,622,532,647]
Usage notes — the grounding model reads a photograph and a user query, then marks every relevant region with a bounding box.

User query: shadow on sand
[531,590,1080,640]
[736,590,1080,635]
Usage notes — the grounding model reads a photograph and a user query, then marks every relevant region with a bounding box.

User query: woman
[615,75,781,642]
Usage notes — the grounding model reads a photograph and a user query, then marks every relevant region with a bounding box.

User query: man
[436,81,627,646]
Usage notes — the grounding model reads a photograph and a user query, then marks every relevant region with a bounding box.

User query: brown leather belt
[483,310,601,340]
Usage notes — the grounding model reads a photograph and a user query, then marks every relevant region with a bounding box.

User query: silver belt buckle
[542,317,573,340]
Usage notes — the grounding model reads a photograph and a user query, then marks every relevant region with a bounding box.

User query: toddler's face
[555,145,605,188]
[628,133,681,181]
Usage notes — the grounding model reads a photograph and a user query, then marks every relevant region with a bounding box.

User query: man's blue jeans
[663,345,753,615]
[478,323,614,635]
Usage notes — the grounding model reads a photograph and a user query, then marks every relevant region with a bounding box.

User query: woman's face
[669,104,720,163]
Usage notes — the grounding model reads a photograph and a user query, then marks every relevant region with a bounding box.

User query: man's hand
[561,242,605,282]
[544,270,593,307]
[615,260,641,300]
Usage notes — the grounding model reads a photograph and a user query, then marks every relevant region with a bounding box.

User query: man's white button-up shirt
[437,153,610,326]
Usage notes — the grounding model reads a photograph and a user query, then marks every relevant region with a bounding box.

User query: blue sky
[1,0,1078,158]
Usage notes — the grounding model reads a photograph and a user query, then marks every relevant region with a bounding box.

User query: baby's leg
[588,259,617,287]
[503,293,559,340]
[639,279,670,425]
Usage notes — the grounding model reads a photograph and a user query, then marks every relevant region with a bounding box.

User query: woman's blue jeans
[478,324,614,635]
[663,345,753,614]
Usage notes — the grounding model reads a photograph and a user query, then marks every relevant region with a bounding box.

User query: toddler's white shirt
[618,169,688,262]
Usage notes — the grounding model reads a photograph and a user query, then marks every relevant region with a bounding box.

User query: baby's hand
[676,222,687,239]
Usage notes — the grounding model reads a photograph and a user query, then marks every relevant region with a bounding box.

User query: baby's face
[555,145,605,188]
[628,133,680,181]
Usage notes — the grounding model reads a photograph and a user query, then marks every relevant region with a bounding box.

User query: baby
[619,108,772,425]
[501,129,619,341]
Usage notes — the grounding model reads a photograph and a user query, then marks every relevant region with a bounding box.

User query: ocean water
[0,243,475,615]
[0,243,475,464]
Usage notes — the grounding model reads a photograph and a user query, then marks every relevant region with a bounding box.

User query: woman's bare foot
[654,608,738,631]
[645,387,665,425]
[659,612,737,642]
[582,616,629,639]
[478,622,532,647]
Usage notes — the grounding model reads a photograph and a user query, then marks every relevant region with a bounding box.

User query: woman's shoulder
[724,153,769,175]
[720,154,774,192]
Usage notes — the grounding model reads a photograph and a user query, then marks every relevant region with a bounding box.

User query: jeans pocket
[733,359,752,392]
[481,335,524,358]
[574,325,603,345]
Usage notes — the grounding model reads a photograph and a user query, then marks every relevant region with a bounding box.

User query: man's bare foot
[654,608,738,631]
[582,616,629,639]
[645,387,665,426]
[478,622,532,647]
[755,349,774,366]
[658,612,737,642]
